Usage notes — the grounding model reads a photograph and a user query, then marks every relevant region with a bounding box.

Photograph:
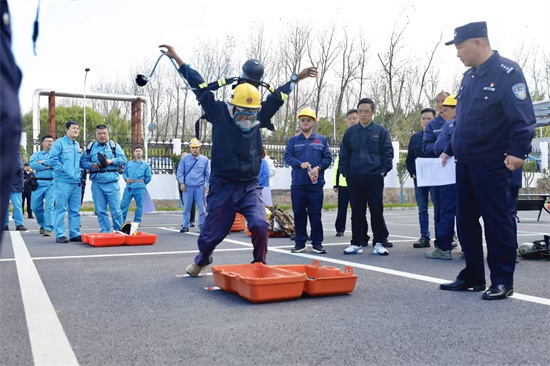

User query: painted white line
[0,258,15,262]
[10,231,79,365]
[176,273,213,278]
[172,230,550,307]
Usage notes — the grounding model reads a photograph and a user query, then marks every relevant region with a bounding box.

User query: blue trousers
[291,184,324,246]
[120,187,145,223]
[4,192,24,227]
[456,163,516,286]
[182,185,206,229]
[54,181,81,239]
[31,184,54,231]
[432,184,457,251]
[194,176,268,266]
[91,181,123,233]
[413,179,435,239]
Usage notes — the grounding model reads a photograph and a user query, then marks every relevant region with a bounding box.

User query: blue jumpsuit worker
[159,44,314,276]
[3,152,26,231]
[177,138,210,231]
[80,124,127,233]
[29,135,55,236]
[439,21,536,300]
[406,107,437,248]
[284,107,332,254]
[0,0,23,242]
[339,98,394,256]
[47,121,83,243]
[120,146,152,223]
[426,95,458,260]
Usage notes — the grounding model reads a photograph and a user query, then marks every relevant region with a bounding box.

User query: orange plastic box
[211,262,307,303]
[230,213,246,232]
[88,233,126,247]
[124,232,157,246]
[273,260,358,297]
[81,233,90,244]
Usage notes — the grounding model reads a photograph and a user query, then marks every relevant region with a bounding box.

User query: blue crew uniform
[284,133,332,249]
[176,154,210,229]
[431,118,458,252]
[80,141,127,232]
[0,0,23,240]
[29,150,55,232]
[179,63,287,266]
[452,51,536,287]
[339,121,394,245]
[120,159,152,223]
[406,130,435,241]
[47,135,82,239]
[4,153,24,229]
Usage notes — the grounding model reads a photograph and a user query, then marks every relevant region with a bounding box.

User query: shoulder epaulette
[499,63,515,75]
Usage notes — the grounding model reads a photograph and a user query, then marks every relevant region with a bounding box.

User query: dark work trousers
[347,174,389,245]
[456,162,516,287]
[509,185,520,246]
[180,190,196,223]
[335,186,369,243]
[194,176,268,266]
[291,183,324,247]
[432,184,457,251]
[22,190,33,217]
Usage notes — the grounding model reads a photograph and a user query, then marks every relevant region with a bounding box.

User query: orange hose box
[212,262,306,303]
[81,233,90,244]
[230,213,246,232]
[88,233,126,247]
[273,260,358,296]
[124,232,157,245]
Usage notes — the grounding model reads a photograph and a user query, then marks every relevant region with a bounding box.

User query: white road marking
[10,231,79,365]
[159,228,550,307]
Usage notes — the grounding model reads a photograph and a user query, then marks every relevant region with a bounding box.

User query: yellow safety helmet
[189,138,202,147]
[297,107,317,122]
[442,94,457,107]
[230,83,261,109]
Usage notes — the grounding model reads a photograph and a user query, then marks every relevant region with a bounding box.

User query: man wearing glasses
[339,98,394,256]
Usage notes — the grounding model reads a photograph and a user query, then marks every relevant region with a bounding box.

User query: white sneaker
[343,245,363,254]
[373,243,389,256]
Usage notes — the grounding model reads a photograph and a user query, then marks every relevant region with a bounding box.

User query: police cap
[445,21,488,46]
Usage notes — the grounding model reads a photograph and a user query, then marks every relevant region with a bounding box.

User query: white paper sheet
[415,157,456,187]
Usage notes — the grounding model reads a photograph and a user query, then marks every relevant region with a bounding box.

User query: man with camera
[80,124,127,233]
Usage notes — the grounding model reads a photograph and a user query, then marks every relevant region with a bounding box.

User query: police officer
[439,21,536,300]
[80,124,127,233]
[47,121,83,243]
[284,107,332,254]
[426,95,458,260]
[29,135,55,236]
[120,146,152,224]
[406,108,436,248]
[0,0,23,241]
[160,44,316,276]
[22,163,34,218]
[177,138,210,232]
[339,98,394,256]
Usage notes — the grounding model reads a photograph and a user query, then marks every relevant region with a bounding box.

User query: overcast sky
[9,0,550,113]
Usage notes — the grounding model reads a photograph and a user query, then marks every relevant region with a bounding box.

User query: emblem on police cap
[246,97,253,104]
[512,83,527,100]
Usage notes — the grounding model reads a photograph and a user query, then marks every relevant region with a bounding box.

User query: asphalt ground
[1,208,549,366]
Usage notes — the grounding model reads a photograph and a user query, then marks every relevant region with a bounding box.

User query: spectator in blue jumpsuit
[439,21,536,300]
[177,138,210,232]
[3,152,27,231]
[284,107,332,254]
[80,125,127,233]
[0,0,23,242]
[406,108,436,248]
[29,135,55,236]
[121,146,152,223]
[159,44,316,276]
[339,98,394,256]
[47,121,83,243]
[426,95,458,260]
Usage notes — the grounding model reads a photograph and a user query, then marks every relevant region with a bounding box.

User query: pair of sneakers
[291,244,327,254]
[343,243,388,255]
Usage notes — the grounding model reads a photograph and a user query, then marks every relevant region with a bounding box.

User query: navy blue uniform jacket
[405,130,427,176]
[283,132,332,185]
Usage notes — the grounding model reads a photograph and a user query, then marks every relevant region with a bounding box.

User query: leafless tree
[334,29,361,121]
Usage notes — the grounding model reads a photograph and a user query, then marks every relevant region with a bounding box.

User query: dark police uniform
[339,121,394,245]
[0,0,23,241]
[284,132,332,250]
[22,167,35,218]
[451,51,536,287]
